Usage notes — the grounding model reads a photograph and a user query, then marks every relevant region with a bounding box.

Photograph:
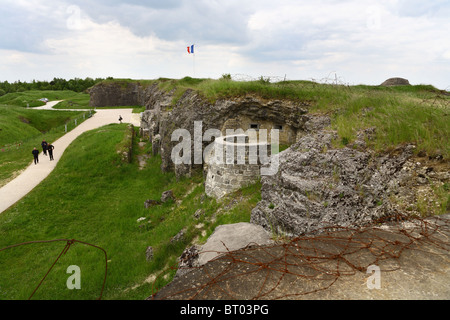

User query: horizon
[1,1,449,90]
[1,75,446,91]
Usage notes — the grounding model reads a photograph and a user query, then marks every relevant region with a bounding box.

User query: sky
[1,0,449,89]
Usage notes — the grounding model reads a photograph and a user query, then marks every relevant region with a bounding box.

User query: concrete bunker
[221,115,296,146]
[205,132,274,199]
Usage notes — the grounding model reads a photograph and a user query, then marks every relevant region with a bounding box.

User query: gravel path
[0,103,141,214]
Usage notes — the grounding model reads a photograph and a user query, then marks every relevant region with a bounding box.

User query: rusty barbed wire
[149,213,450,300]
[0,238,108,300]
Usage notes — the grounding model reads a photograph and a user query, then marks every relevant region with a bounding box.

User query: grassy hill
[102,77,450,159]
[0,78,448,300]
[192,78,449,159]
[0,124,260,299]
[0,90,88,108]
[0,103,90,187]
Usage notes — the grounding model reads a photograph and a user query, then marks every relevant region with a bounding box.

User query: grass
[324,86,449,156]
[153,78,449,159]
[100,77,449,158]
[0,90,87,108]
[51,94,91,109]
[0,104,90,186]
[0,124,261,300]
[1,78,447,299]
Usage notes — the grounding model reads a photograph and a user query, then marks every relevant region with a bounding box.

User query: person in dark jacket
[47,143,55,161]
[41,140,48,156]
[32,147,39,164]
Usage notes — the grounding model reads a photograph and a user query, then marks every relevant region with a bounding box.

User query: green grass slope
[0,104,89,186]
[0,90,88,108]
[0,124,260,300]
[101,77,450,159]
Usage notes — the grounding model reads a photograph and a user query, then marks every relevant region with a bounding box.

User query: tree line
[0,77,111,96]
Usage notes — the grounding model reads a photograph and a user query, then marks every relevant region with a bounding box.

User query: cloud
[242,0,450,86]
[0,0,449,88]
[66,0,253,44]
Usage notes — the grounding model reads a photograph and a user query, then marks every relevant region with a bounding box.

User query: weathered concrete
[380,77,411,86]
[151,214,450,300]
[205,134,271,199]
[174,222,275,279]
[197,222,275,266]
[88,81,154,107]
[250,126,449,238]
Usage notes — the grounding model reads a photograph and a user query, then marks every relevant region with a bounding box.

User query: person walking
[47,143,55,161]
[41,140,48,156]
[32,147,39,164]
[119,115,123,123]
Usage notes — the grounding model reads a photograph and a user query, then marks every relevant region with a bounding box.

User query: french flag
[187,44,194,54]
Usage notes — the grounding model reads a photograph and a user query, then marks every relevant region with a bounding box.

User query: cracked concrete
[151,214,450,300]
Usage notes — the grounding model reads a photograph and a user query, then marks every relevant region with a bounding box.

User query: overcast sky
[1,0,449,89]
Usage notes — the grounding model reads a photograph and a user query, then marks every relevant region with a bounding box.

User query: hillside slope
[87,78,449,300]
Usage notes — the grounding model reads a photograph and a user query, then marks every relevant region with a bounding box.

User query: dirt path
[0,104,141,214]
[33,100,65,110]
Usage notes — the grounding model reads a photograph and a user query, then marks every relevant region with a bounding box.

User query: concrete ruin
[89,80,310,199]
[88,79,449,239]
[380,77,411,86]
[204,133,272,199]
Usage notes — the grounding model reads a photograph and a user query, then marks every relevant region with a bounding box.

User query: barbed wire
[228,72,351,86]
[0,238,108,300]
[229,74,288,83]
[150,213,450,300]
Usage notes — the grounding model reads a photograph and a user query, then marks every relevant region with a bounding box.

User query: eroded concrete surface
[152,214,450,300]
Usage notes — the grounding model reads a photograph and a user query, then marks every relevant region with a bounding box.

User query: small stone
[161,190,175,203]
[194,209,204,219]
[144,199,160,208]
[145,246,154,262]
[171,228,186,243]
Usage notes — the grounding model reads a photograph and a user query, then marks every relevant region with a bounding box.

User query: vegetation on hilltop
[101,76,449,159]
[0,90,90,108]
[0,77,105,96]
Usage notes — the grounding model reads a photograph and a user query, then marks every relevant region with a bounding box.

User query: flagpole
[188,44,195,77]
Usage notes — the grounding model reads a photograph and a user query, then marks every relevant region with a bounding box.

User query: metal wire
[150,213,450,300]
[0,239,108,300]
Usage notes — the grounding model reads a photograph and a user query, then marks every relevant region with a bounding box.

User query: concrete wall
[205,134,271,199]
[221,115,296,146]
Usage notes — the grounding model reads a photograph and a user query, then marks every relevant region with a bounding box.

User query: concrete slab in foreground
[151,214,450,300]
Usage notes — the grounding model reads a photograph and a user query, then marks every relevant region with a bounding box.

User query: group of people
[32,114,123,165]
[32,140,54,164]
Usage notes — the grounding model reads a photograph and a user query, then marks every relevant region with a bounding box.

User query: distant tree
[0,77,104,94]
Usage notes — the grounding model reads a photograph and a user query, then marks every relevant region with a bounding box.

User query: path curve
[0,103,141,214]
[34,100,65,110]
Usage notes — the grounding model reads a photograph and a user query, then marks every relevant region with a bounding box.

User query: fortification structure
[205,133,273,199]
[89,80,311,181]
